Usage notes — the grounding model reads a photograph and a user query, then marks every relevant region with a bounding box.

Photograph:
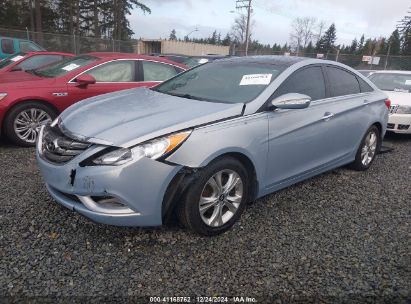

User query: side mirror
[271,93,311,109]
[75,74,96,87]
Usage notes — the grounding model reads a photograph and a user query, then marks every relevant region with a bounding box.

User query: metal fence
[235,49,411,71]
[0,28,138,54]
[2,27,411,71]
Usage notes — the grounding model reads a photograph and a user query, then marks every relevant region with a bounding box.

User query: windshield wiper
[165,91,206,101]
[26,69,41,77]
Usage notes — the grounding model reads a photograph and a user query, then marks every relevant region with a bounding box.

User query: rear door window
[273,66,326,101]
[357,77,374,93]
[1,39,15,54]
[326,66,361,97]
[85,60,136,82]
[142,61,178,81]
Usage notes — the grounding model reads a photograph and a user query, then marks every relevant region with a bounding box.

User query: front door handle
[322,112,335,121]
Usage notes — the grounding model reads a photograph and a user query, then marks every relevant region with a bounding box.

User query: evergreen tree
[363,38,373,55]
[169,29,177,40]
[316,23,336,53]
[389,29,401,55]
[349,38,357,54]
[357,34,365,54]
[402,28,411,55]
[305,41,314,53]
[222,33,231,46]
[209,30,218,45]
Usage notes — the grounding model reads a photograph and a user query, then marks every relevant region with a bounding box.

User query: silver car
[36,56,389,235]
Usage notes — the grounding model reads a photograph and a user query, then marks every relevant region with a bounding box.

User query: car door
[67,59,141,101]
[140,60,182,87]
[322,65,369,159]
[264,64,346,190]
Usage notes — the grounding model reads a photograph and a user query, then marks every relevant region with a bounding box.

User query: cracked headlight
[396,105,411,114]
[91,130,192,166]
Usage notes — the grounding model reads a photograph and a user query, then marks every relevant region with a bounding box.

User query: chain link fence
[2,27,411,70]
[0,28,138,54]
[235,49,411,71]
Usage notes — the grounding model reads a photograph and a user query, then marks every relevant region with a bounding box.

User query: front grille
[387,123,395,129]
[41,125,90,164]
[389,105,399,114]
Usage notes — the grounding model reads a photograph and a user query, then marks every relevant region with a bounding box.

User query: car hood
[384,90,411,106]
[0,70,42,84]
[59,87,244,147]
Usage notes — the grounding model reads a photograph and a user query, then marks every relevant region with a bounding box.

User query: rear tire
[4,102,57,147]
[178,157,250,236]
[349,125,380,171]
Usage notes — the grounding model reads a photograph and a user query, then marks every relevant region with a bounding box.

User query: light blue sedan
[36,56,389,235]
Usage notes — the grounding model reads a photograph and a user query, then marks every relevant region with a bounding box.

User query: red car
[0,52,188,146]
[0,51,74,75]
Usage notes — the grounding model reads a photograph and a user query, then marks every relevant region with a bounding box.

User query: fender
[166,113,269,194]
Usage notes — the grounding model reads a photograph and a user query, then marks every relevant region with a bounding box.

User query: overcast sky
[129,0,409,46]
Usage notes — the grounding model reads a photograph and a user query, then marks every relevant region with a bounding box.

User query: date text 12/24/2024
[149,296,257,303]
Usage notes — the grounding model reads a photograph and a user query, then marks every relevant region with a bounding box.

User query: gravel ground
[0,133,410,303]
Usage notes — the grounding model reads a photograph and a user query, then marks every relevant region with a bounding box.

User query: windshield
[369,73,411,92]
[34,55,98,78]
[183,57,205,68]
[154,60,285,103]
[0,52,27,70]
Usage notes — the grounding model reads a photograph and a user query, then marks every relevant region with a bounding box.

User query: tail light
[384,99,391,109]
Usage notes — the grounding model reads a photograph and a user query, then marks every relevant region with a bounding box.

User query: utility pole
[384,42,391,70]
[236,0,252,56]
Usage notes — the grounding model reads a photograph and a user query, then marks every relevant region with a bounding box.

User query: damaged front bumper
[36,140,183,227]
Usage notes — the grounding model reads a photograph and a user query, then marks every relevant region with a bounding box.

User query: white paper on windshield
[394,88,409,93]
[62,63,80,71]
[240,74,272,86]
[11,55,25,62]
[405,80,411,85]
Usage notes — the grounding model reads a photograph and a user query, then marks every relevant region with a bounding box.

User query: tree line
[169,13,411,57]
[0,0,151,41]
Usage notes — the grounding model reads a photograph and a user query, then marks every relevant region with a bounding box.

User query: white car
[369,71,411,134]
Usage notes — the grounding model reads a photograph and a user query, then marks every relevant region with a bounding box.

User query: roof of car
[0,36,33,42]
[86,52,188,69]
[87,52,158,59]
[24,51,74,56]
[368,70,411,74]
[216,55,307,66]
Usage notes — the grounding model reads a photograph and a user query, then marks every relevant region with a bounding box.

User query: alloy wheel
[199,169,244,227]
[361,130,377,166]
[13,108,52,143]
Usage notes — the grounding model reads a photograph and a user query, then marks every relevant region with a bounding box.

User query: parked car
[36,56,389,236]
[357,70,375,77]
[0,51,74,75]
[153,53,231,68]
[0,52,187,146]
[0,36,45,60]
[368,70,411,134]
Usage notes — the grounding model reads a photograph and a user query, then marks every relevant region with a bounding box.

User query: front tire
[178,157,250,236]
[4,102,57,147]
[350,125,380,171]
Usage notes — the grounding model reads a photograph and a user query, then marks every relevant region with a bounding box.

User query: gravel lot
[1,133,410,302]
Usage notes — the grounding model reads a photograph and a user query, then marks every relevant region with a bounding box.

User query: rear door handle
[322,112,335,121]
[363,99,370,104]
